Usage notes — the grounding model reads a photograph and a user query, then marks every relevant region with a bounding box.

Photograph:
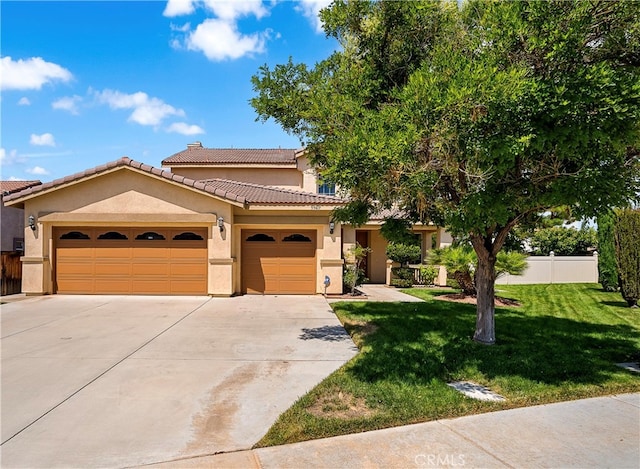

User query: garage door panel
[170,263,207,276]
[132,262,171,276]
[56,261,94,275]
[94,279,132,294]
[94,247,131,259]
[94,263,131,275]
[55,227,207,295]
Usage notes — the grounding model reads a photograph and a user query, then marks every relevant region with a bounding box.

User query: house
[1,180,42,295]
[3,143,445,296]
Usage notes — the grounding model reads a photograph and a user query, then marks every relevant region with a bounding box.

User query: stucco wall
[169,167,307,192]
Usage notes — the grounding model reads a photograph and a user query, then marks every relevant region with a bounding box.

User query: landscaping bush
[529,226,597,256]
[597,210,619,292]
[418,265,439,285]
[614,208,640,307]
[386,243,422,266]
[390,267,414,288]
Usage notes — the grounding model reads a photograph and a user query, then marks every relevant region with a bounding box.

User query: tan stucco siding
[169,167,308,192]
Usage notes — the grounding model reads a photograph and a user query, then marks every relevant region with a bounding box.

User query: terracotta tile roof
[200,178,345,205]
[162,143,299,166]
[1,180,41,195]
[3,157,345,208]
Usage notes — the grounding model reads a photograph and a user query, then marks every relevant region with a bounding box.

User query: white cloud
[187,18,267,61]
[167,0,271,61]
[52,95,82,115]
[0,56,73,91]
[170,22,191,32]
[93,89,185,126]
[26,166,50,175]
[30,133,56,147]
[1,148,15,164]
[163,0,195,17]
[202,0,267,21]
[8,176,26,181]
[18,97,31,106]
[166,122,205,135]
[296,0,331,33]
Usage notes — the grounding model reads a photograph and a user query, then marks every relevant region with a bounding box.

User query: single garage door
[54,227,207,295]
[242,229,316,294]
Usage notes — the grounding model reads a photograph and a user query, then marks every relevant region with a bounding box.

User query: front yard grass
[255,284,640,447]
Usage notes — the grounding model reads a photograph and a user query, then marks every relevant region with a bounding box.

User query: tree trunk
[453,270,477,296]
[473,249,497,345]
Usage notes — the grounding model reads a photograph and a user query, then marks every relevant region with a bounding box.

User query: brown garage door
[242,230,316,294]
[54,227,207,295]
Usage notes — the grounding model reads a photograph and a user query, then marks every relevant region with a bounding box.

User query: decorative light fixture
[217,216,224,232]
[329,221,335,234]
[28,215,36,231]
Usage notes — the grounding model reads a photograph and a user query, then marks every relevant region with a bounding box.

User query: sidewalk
[148,393,639,468]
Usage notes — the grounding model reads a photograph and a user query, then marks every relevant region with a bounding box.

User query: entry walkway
[328,284,425,303]
[149,393,640,468]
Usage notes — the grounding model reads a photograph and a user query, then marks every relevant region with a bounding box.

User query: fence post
[549,251,555,284]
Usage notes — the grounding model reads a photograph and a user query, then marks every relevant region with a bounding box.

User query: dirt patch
[342,319,378,339]
[434,293,521,307]
[307,389,376,419]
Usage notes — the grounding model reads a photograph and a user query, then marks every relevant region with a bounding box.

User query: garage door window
[173,232,204,240]
[60,231,90,240]
[135,231,165,240]
[98,231,128,240]
[246,233,276,242]
[282,233,312,242]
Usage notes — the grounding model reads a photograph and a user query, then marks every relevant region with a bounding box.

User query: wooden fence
[1,252,22,296]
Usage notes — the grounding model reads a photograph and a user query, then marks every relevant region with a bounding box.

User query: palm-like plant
[428,246,527,296]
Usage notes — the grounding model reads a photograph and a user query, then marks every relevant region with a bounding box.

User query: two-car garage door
[54,227,207,295]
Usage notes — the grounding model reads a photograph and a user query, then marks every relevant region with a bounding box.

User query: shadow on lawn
[337,301,639,387]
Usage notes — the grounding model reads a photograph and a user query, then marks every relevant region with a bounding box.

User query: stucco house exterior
[3,143,446,296]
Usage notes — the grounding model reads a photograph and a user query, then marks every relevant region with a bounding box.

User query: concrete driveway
[1,295,357,468]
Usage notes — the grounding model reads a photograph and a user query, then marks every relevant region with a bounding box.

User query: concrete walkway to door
[0,294,358,468]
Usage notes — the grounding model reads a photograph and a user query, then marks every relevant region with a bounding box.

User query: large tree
[252,0,640,344]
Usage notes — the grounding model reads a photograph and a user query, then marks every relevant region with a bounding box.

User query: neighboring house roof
[1,180,42,196]
[200,178,343,205]
[162,142,299,166]
[3,157,344,208]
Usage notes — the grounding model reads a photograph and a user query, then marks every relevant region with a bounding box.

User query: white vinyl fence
[496,252,599,285]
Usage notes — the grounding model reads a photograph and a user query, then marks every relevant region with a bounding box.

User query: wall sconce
[329,221,335,234]
[28,215,36,231]
[217,216,224,232]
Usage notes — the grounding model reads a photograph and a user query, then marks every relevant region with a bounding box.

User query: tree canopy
[252,0,640,343]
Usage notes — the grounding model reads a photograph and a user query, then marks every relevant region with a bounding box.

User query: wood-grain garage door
[54,227,207,295]
[242,230,316,294]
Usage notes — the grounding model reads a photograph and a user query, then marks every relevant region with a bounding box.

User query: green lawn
[255,284,640,447]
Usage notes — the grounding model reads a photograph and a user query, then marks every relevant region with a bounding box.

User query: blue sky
[1,0,337,182]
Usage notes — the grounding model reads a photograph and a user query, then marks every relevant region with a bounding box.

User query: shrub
[418,265,439,285]
[343,242,371,295]
[529,226,597,256]
[597,210,619,292]
[614,208,640,307]
[386,243,422,266]
[391,267,414,288]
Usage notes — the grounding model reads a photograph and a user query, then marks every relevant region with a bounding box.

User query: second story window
[318,177,336,196]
